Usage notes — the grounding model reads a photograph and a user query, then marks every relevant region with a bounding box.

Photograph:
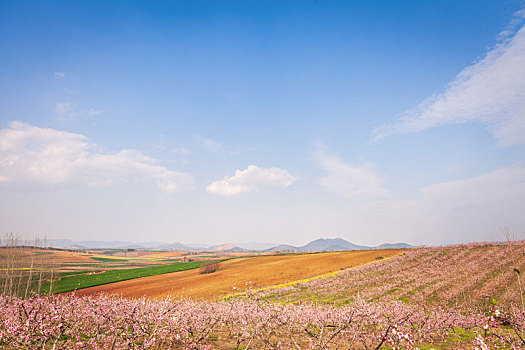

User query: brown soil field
[74,249,402,300]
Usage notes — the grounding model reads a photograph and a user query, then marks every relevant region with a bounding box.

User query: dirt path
[74,249,401,300]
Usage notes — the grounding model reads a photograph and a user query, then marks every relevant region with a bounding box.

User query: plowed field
[74,249,401,300]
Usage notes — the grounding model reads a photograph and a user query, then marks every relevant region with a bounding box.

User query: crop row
[259,242,525,309]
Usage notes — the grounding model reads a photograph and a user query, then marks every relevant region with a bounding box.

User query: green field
[59,271,95,277]
[90,256,129,262]
[100,250,121,255]
[44,261,208,294]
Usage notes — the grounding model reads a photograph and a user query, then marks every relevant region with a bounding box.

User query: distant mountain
[63,244,88,250]
[46,239,189,250]
[155,242,193,250]
[46,239,134,249]
[301,238,371,251]
[225,246,248,252]
[208,243,248,252]
[234,242,278,251]
[41,238,413,252]
[43,239,79,248]
[375,243,414,249]
[185,243,211,249]
[264,244,299,252]
[210,243,236,251]
[265,238,414,252]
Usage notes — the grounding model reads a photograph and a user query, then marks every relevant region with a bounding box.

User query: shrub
[200,261,220,274]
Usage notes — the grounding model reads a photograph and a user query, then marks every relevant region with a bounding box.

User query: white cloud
[315,147,389,200]
[207,165,298,196]
[0,121,194,192]
[373,15,525,146]
[54,72,65,78]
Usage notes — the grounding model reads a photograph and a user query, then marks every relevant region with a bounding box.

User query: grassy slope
[45,261,208,294]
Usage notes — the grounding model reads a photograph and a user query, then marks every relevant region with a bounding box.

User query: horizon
[6,235,516,251]
[1,1,525,246]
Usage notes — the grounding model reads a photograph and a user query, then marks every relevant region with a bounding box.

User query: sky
[1,0,525,246]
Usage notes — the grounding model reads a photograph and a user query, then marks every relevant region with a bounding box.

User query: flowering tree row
[4,293,520,349]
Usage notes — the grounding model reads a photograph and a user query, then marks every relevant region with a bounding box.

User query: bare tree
[1,233,58,298]
[502,227,525,311]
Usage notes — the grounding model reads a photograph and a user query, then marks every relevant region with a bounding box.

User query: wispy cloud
[54,72,66,78]
[417,166,525,210]
[0,121,195,192]
[172,148,190,155]
[55,102,76,115]
[194,135,241,154]
[55,102,104,120]
[87,108,103,117]
[358,166,525,243]
[207,165,298,196]
[315,146,389,200]
[372,12,525,146]
[194,136,225,153]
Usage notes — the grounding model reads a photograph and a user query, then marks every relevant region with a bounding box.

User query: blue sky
[1,0,524,246]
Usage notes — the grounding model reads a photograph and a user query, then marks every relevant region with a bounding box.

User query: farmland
[0,245,227,296]
[260,242,525,308]
[1,242,525,349]
[74,249,399,299]
[46,260,206,294]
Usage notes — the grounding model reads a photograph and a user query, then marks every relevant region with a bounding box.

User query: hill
[44,237,413,252]
[301,238,369,251]
[46,239,191,250]
[264,238,414,252]
[261,241,525,308]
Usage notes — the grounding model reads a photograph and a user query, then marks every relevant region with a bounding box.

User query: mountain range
[43,238,414,252]
[263,238,414,252]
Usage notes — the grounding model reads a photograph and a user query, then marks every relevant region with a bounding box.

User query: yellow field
[74,249,401,300]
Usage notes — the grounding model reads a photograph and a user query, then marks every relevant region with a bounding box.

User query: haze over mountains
[44,238,414,252]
